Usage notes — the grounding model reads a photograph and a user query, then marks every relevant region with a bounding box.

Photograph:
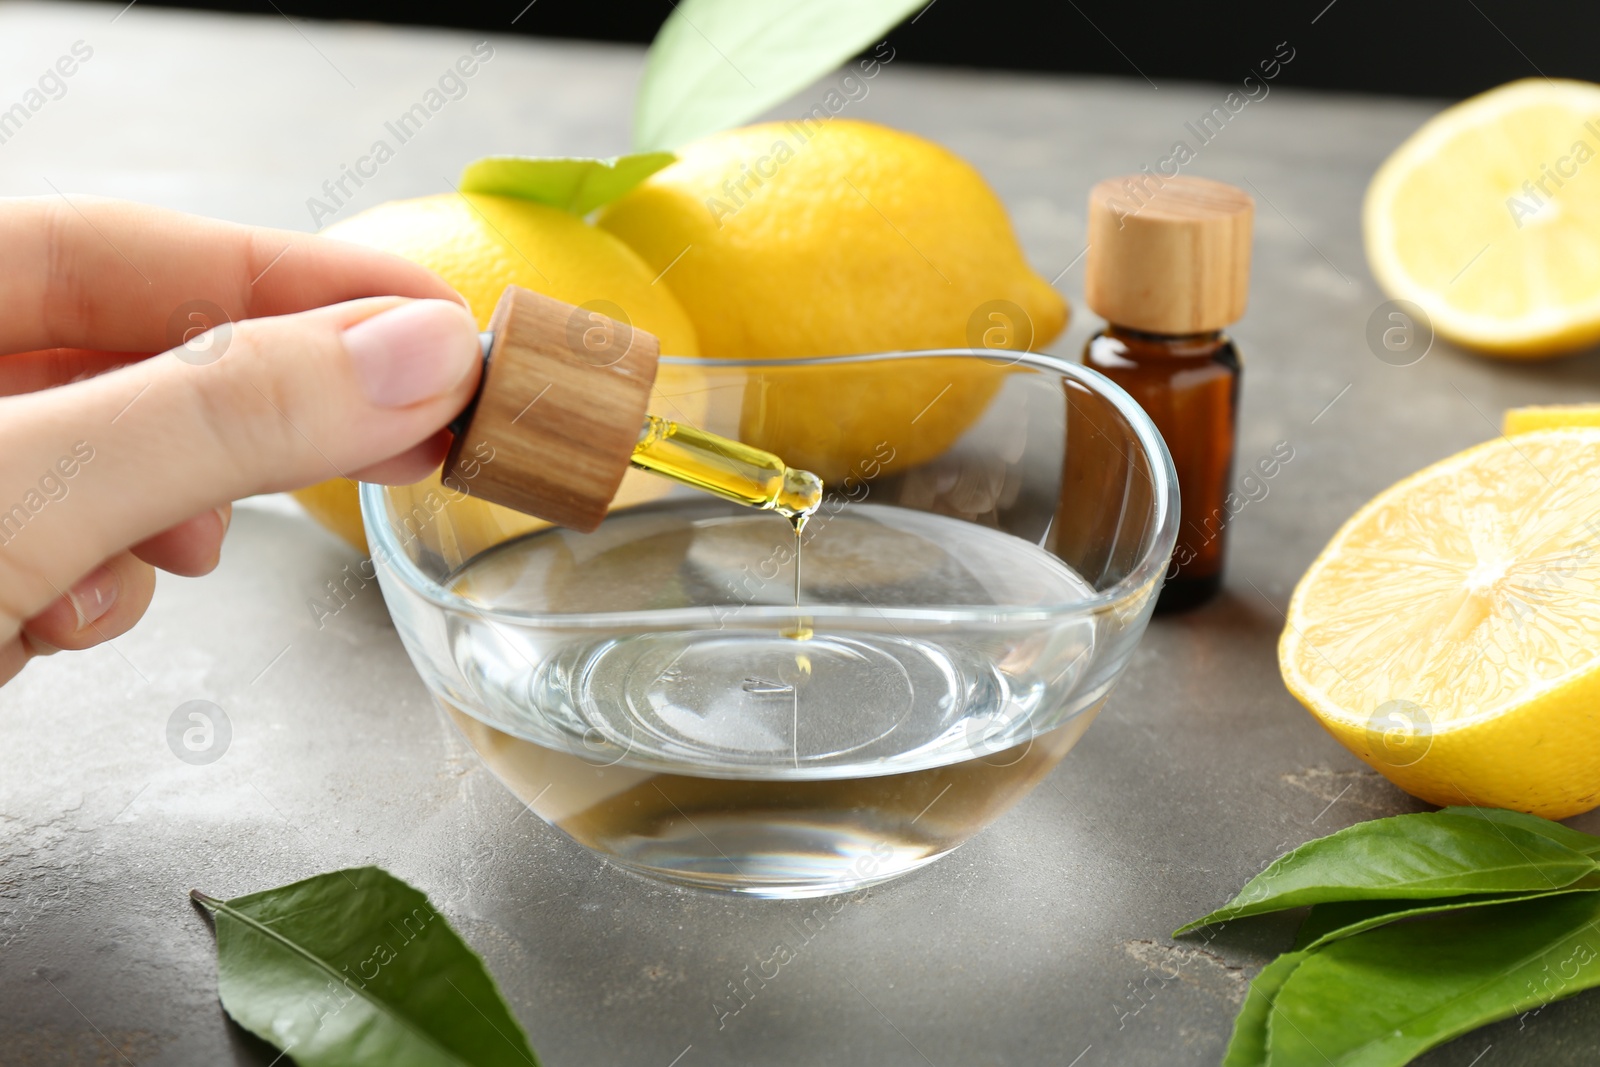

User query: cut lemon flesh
[1281,429,1600,817]
[1364,79,1600,357]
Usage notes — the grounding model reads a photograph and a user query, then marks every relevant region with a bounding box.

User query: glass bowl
[362,351,1177,898]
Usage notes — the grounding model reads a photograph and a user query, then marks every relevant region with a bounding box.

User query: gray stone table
[4,2,1600,1064]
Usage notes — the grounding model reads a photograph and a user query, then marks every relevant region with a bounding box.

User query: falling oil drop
[784,511,813,642]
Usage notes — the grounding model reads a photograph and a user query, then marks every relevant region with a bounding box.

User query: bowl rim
[359,348,1179,625]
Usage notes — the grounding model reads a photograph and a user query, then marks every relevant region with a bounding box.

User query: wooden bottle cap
[1084,176,1253,334]
[442,286,659,532]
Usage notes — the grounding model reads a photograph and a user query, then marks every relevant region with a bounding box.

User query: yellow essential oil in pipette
[630,414,820,636]
[631,415,822,522]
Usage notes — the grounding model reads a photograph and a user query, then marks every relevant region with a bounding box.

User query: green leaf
[459,153,675,216]
[1174,812,1596,935]
[1439,805,1600,857]
[1265,893,1600,1066]
[1292,873,1600,950]
[1222,952,1309,1067]
[633,0,924,151]
[192,867,538,1067]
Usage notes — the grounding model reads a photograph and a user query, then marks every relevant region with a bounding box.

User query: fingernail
[344,300,478,407]
[69,565,119,629]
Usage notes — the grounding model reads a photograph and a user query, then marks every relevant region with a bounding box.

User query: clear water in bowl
[442,502,1104,897]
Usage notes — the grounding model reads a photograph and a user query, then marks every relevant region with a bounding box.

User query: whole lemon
[598,120,1066,480]
[292,193,699,549]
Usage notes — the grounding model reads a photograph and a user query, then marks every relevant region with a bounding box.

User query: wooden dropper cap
[441,286,660,532]
[1084,176,1254,334]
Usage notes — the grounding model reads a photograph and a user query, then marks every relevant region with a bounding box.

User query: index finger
[0,195,462,355]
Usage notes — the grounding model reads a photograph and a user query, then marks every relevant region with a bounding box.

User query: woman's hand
[0,196,482,684]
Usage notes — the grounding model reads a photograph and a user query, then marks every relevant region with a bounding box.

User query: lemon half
[1365,79,1600,357]
[1282,429,1600,818]
[1504,403,1600,435]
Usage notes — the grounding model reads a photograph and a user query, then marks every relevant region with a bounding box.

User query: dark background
[139,0,1594,98]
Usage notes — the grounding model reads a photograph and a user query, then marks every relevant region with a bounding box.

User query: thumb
[0,297,481,630]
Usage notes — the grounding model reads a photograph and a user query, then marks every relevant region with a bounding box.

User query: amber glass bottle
[1081,176,1254,611]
